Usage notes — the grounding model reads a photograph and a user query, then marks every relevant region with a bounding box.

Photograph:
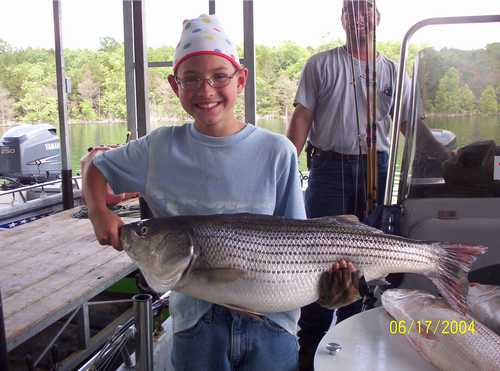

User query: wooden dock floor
[0,206,138,351]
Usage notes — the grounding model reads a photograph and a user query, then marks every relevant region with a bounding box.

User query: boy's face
[168,55,247,134]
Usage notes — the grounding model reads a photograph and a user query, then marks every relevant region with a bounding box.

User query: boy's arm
[83,163,124,250]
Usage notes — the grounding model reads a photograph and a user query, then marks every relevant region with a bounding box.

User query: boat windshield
[400,41,500,200]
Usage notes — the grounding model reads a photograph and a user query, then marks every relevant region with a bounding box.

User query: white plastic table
[314,307,438,371]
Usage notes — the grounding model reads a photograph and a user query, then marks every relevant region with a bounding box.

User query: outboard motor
[0,124,61,183]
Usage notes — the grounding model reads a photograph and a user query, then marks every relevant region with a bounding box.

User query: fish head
[120,219,194,292]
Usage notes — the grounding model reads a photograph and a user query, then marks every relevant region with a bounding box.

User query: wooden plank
[0,204,139,351]
[5,254,135,351]
[0,226,96,265]
[0,208,136,264]
[4,244,128,316]
[1,241,109,296]
[1,209,84,246]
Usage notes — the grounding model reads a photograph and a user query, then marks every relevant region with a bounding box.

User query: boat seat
[398,197,500,293]
[409,217,500,271]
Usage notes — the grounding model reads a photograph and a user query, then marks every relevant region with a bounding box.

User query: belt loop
[306,141,313,170]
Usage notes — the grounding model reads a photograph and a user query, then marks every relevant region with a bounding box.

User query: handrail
[384,14,500,206]
[0,176,81,199]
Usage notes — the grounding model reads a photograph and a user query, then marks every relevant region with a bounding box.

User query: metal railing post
[52,0,74,210]
[1,290,9,371]
[133,294,153,371]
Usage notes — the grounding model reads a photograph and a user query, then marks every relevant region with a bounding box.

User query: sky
[0,0,498,52]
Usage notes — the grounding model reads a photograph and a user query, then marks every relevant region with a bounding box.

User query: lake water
[1,115,499,172]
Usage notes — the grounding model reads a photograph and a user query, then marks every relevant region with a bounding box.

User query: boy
[84,14,305,370]
[84,14,359,370]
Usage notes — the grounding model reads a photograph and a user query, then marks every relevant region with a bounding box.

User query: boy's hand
[317,259,362,309]
[89,208,124,251]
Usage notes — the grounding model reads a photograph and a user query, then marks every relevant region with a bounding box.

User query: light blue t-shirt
[93,123,306,335]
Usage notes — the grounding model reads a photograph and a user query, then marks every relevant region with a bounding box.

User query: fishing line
[346,0,366,217]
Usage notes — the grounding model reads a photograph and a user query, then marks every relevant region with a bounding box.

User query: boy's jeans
[172,305,299,371]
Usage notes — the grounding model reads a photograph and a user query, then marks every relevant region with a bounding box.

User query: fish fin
[363,269,388,283]
[429,243,487,314]
[336,214,360,223]
[366,277,390,286]
[314,215,384,234]
[222,303,264,319]
[194,268,246,283]
[173,250,199,290]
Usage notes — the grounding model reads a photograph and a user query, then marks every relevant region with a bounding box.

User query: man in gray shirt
[287,1,452,370]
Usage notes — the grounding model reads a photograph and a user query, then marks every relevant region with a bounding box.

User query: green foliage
[460,85,476,113]
[99,37,120,51]
[0,38,12,54]
[0,84,15,122]
[433,68,478,114]
[0,39,498,124]
[479,86,498,115]
[78,100,97,120]
[434,67,462,113]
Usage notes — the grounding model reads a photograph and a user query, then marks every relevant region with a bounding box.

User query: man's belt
[307,142,366,161]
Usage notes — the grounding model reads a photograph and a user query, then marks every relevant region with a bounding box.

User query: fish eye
[138,225,149,236]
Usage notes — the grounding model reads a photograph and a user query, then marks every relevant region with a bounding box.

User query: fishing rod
[364,0,378,217]
[346,2,364,216]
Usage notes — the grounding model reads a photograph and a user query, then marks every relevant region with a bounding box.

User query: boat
[430,128,456,149]
[0,124,83,229]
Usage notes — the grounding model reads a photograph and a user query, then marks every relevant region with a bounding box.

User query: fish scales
[192,221,437,274]
[121,213,487,313]
[383,289,500,371]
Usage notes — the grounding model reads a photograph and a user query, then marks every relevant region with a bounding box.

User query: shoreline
[1,112,499,129]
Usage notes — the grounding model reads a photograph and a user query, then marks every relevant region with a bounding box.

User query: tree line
[0,37,498,125]
[419,45,500,115]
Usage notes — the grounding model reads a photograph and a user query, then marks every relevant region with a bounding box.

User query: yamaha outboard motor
[0,124,61,183]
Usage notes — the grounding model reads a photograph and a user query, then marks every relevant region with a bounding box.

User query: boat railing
[0,176,82,204]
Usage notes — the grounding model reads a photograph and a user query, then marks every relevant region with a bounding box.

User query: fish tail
[429,243,487,313]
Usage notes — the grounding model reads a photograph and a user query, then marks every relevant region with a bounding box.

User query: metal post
[123,0,138,140]
[0,290,8,371]
[133,294,153,371]
[209,0,215,15]
[76,304,90,350]
[243,0,256,125]
[132,0,151,138]
[52,0,73,210]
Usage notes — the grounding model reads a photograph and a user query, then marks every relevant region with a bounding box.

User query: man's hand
[317,259,362,309]
[88,207,124,251]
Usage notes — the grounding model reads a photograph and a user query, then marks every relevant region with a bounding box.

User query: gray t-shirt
[294,46,411,154]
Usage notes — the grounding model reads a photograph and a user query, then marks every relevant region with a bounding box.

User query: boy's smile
[168,54,248,137]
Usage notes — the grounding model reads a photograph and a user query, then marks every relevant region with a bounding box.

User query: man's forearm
[287,105,313,155]
[415,119,452,161]
[83,163,109,215]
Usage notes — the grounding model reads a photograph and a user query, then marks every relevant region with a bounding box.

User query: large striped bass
[382,289,500,371]
[120,213,486,313]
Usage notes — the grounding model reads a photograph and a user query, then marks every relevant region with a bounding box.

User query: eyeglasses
[175,69,240,90]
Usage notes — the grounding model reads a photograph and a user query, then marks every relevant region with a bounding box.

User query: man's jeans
[172,305,299,371]
[305,152,388,220]
[298,152,388,371]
